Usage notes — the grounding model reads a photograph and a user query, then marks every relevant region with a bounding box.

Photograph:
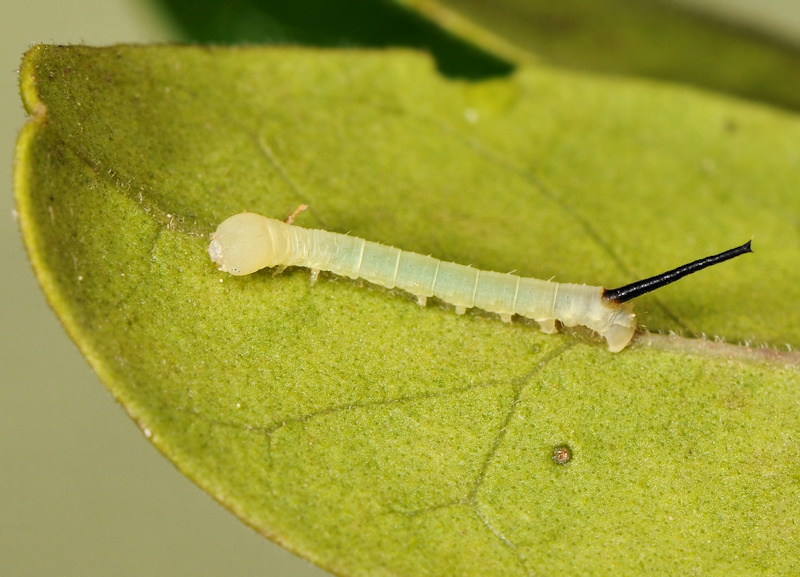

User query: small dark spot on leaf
[553,445,572,465]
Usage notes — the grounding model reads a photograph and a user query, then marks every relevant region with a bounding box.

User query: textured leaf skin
[15,44,800,576]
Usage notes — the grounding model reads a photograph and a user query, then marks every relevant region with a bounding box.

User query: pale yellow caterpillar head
[208,212,284,276]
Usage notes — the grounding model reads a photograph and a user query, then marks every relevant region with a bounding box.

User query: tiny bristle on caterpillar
[208,212,751,352]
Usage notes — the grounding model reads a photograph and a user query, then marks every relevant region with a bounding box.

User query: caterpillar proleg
[208,212,751,352]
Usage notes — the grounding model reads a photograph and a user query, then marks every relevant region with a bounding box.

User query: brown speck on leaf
[553,445,572,465]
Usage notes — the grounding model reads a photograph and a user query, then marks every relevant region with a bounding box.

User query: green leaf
[153,0,800,110]
[402,0,800,111]
[153,0,514,78]
[15,44,800,575]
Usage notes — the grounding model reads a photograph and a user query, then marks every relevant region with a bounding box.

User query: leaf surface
[154,0,800,110]
[15,44,800,576]
[401,0,800,111]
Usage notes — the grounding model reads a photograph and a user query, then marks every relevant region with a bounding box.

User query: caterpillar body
[209,212,751,352]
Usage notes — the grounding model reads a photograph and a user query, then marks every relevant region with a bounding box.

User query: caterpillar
[208,212,751,352]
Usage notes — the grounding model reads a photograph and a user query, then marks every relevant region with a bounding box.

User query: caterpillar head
[209,212,285,275]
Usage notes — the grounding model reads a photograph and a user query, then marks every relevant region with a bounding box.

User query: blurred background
[1,1,799,575]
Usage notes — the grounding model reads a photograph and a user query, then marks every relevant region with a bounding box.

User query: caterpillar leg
[536,318,557,334]
[272,265,287,276]
[310,269,319,285]
[499,313,512,323]
[455,305,467,315]
[285,204,308,225]
[415,295,427,307]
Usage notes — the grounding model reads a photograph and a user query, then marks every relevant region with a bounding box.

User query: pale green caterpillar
[208,212,751,352]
